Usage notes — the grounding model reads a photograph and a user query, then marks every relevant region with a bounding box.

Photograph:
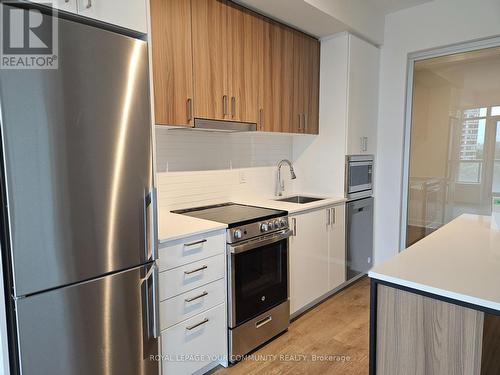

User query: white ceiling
[235,0,434,45]
[367,0,434,15]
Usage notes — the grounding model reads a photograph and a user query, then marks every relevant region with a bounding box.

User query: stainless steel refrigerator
[0,4,159,374]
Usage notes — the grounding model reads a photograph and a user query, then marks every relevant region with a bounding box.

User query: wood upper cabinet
[192,0,229,121]
[150,0,194,126]
[292,31,320,134]
[260,21,294,133]
[227,3,260,124]
[149,0,320,134]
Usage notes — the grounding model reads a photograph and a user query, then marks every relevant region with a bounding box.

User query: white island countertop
[369,214,500,311]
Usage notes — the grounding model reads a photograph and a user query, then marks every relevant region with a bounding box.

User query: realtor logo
[1,2,58,69]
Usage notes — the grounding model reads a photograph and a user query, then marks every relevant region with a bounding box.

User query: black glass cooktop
[172,203,287,228]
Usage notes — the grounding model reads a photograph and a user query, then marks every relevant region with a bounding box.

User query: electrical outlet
[239,171,247,184]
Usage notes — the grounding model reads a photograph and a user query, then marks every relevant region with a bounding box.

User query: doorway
[404,46,500,247]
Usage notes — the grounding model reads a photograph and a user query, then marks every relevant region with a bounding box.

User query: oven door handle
[228,230,292,254]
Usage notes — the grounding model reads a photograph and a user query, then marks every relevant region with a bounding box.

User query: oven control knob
[268,221,275,230]
[234,229,243,240]
[260,223,269,232]
[273,219,280,228]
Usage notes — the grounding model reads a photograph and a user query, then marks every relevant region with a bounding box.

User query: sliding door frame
[399,35,500,251]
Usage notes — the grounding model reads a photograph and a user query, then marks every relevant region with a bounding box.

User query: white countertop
[158,194,346,243]
[158,212,227,243]
[369,214,500,311]
[235,194,346,215]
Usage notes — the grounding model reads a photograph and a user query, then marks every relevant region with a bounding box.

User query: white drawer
[162,304,226,375]
[159,254,225,301]
[160,278,225,330]
[158,231,225,272]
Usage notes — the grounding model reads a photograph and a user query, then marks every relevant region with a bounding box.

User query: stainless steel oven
[346,155,374,199]
[171,202,291,361]
[227,222,291,360]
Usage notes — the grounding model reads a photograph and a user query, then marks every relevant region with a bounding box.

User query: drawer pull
[184,265,207,275]
[255,315,272,329]
[186,318,209,331]
[185,291,208,303]
[183,239,207,247]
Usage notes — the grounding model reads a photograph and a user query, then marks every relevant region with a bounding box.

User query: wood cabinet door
[192,0,229,121]
[293,32,320,134]
[150,0,194,127]
[306,37,320,134]
[261,21,294,133]
[227,3,259,124]
[289,209,329,315]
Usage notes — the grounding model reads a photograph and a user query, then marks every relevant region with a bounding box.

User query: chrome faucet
[276,159,297,196]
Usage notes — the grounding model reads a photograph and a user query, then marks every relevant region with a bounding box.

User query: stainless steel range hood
[193,118,257,132]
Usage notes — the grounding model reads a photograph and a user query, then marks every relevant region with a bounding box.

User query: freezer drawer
[15,264,159,375]
[346,197,374,280]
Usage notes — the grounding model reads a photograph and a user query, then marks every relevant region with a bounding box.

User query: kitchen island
[368,214,500,375]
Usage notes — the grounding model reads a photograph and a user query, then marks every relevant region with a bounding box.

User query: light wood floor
[214,277,370,375]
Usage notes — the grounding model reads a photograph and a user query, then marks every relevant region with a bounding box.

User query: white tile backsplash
[157,167,295,212]
[155,126,293,172]
[155,127,296,211]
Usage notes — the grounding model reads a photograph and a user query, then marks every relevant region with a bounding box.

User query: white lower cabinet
[160,278,225,330]
[290,204,346,315]
[289,209,329,315]
[159,228,227,374]
[328,205,346,290]
[161,304,226,375]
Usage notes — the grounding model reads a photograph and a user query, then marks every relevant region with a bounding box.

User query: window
[457,112,485,184]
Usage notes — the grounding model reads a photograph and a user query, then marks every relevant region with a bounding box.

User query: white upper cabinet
[346,34,380,155]
[53,0,78,13]
[76,0,148,33]
[31,0,147,32]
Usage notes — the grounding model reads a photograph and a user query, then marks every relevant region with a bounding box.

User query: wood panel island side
[368,214,500,375]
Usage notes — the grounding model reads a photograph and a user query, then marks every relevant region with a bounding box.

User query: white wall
[375,0,500,263]
[293,33,349,197]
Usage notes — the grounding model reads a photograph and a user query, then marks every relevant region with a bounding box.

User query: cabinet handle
[86,0,92,9]
[255,315,272,329]
[364,137,368,152]
[298,114,302,131]
[187,98,193,122]
[186,318,209,331]
[331,208,336,225]
[292,218,297,236]
[183,239,206,247]
[259,108,264,130]
[185,291,208,303]
[326,208,331,226]
[223,95,228,116]
[184,265,207,275]
[231,96,236,118]
[304,113,308,133]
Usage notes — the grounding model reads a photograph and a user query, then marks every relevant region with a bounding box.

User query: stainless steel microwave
[345,155,374,199]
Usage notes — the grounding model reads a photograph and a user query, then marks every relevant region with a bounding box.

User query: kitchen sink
[275,195,325,204]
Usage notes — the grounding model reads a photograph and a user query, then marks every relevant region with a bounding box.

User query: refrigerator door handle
[144,263,160,339]
[145,188,158,262]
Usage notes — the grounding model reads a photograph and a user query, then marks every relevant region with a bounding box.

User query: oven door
[347,161,373,194]
[227,230,291,328]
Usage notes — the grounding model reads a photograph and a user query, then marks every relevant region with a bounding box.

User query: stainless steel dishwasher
[346,197,374,280]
